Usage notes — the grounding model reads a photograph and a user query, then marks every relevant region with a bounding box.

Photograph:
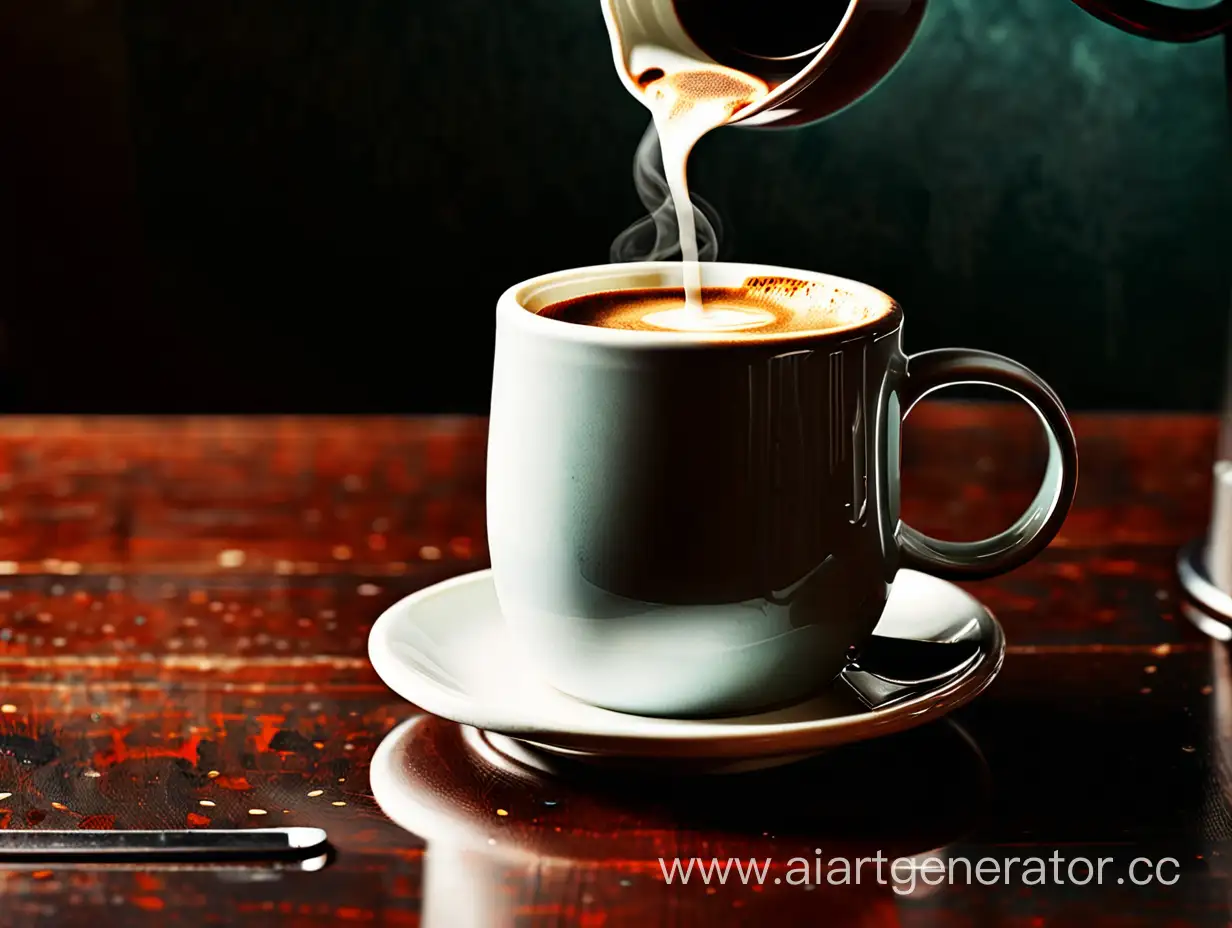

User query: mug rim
[497,261,903,348]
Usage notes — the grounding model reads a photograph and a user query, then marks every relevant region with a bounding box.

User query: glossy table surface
[0,406,1224,926]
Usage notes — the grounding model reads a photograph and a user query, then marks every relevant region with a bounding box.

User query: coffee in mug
[538,276,888,333]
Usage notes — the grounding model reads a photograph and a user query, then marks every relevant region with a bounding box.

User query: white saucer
[369,568,1003,770]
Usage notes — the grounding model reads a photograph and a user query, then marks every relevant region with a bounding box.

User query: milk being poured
[606,24,772,331]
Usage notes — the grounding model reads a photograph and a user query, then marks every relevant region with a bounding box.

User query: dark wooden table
[0,405,1224,926]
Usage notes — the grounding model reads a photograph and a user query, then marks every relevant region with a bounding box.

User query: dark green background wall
[1,0,1228,411]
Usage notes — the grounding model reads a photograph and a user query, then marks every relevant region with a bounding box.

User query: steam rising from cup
[609,121,723,265]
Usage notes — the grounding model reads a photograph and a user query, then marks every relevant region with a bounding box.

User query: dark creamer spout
[601,0,927,129]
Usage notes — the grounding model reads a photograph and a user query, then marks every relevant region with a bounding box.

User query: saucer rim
[369,568,1004,759]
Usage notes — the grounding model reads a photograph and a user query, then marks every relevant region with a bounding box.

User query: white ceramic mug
[487,262,1077,717]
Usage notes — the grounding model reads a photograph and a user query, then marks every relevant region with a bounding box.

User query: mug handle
[896,348,1079,580]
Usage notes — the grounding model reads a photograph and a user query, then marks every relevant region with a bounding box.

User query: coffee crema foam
[539,277,891,335]
[639,67,765,121]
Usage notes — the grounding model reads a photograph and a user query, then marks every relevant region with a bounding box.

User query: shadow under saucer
[371,713,991,927]
[372,712,991,865]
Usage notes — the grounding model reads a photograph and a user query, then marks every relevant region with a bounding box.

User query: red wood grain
[0,408,1220,927]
